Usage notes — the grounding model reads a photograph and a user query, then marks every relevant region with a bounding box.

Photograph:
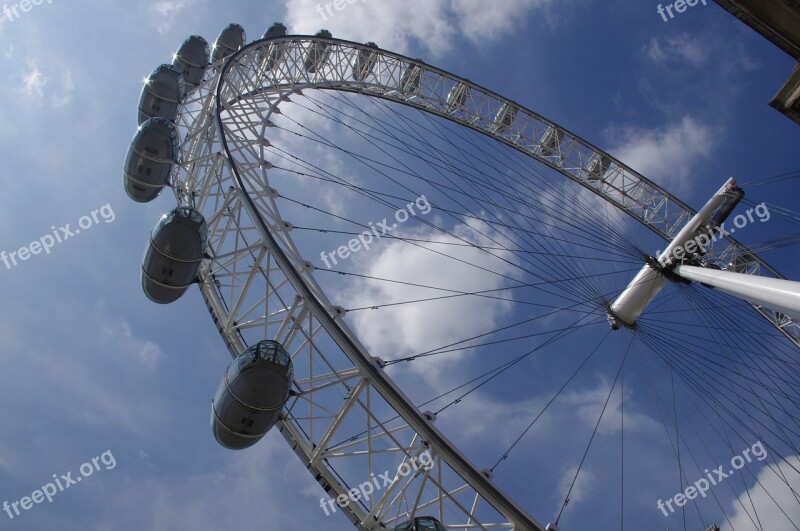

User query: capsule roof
[213,23,246,63]
[145,63,185,97]
[173,35,210,87]
[175,35,210,67]
[138,64,185,124]
[153,206,208,249]
[131,117,180,163]
[236,340,292,373]
[263,22,287,39]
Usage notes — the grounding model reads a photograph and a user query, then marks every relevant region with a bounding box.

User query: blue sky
[1,1,799,530]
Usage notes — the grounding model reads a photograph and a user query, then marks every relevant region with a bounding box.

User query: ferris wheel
[124,22,800,530]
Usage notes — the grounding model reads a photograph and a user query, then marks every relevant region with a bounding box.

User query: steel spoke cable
[634,321,800,405]
[298,87,644,284]
[636,328,800,478]
[324,312,606,452]
[401,101,635,302]
[326,266,642,314]
[357,89,644,261]
[362,93,627,303]
[555,333,634,525]
[636,288,800,520]
[291,224,641,264]
[636,326,800,443]
[277,193,611,308]
[680,284,800,410]
[489,329,613,471]
[286,94,621,303]
[740,170,800,188]
[637,346,744,531]
[432,312,606,417]
[681,285,800,447]
[272,115,608,308]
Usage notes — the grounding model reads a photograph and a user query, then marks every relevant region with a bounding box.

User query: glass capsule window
[153,206,209,248]
[235,340,294,382]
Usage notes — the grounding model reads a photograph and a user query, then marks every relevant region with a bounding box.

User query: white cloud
[152,0,193,16]
[12,56,74,106]
[607,116,719,193]
[284,0,555,57]
[151,0,202,34]
[95,302,167,370]
[721,455,800,531]
[21,56,47,97]
[343,220,517,384]
[643,34,709,67]
[52,69,74,107]
[562,377,661,436]
[450,0,555,45]
[558,464,595,505]
[96,435,334,530]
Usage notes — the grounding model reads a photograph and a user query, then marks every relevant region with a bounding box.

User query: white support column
[674,264,800,321]
[608,178,742,328]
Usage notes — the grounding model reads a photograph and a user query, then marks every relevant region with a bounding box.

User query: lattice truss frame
[163,35,800,531]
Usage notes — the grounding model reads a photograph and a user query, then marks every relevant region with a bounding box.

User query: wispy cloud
[21,56,47,97]
[721,455,800,531]
[284,0,558,56]
[12,55,74,106]
[558,464,595,505]
[95,302,167,370]
[151,0,203,34]
[344,220,517,384]
[563,377,661,435]
[643,34,709,67]
[607,116,720,193]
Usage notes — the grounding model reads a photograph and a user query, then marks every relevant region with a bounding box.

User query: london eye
[124,23,800,530]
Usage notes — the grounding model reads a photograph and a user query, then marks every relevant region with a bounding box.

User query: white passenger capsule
[305,29,333,73]
[394,516,446,531]
[260,22,288,72]
[138,64,185,125]
[211,340,293,450]
[493,103,517,132]
[124,118,179,203]
[401,61,423,93]
[141,207,207,304]
[585,153,611,181]
[352,42,378,82]
[212,23,246,64]
[540,126,564,156]
[173,35,210,90]
[446,83,469,112]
